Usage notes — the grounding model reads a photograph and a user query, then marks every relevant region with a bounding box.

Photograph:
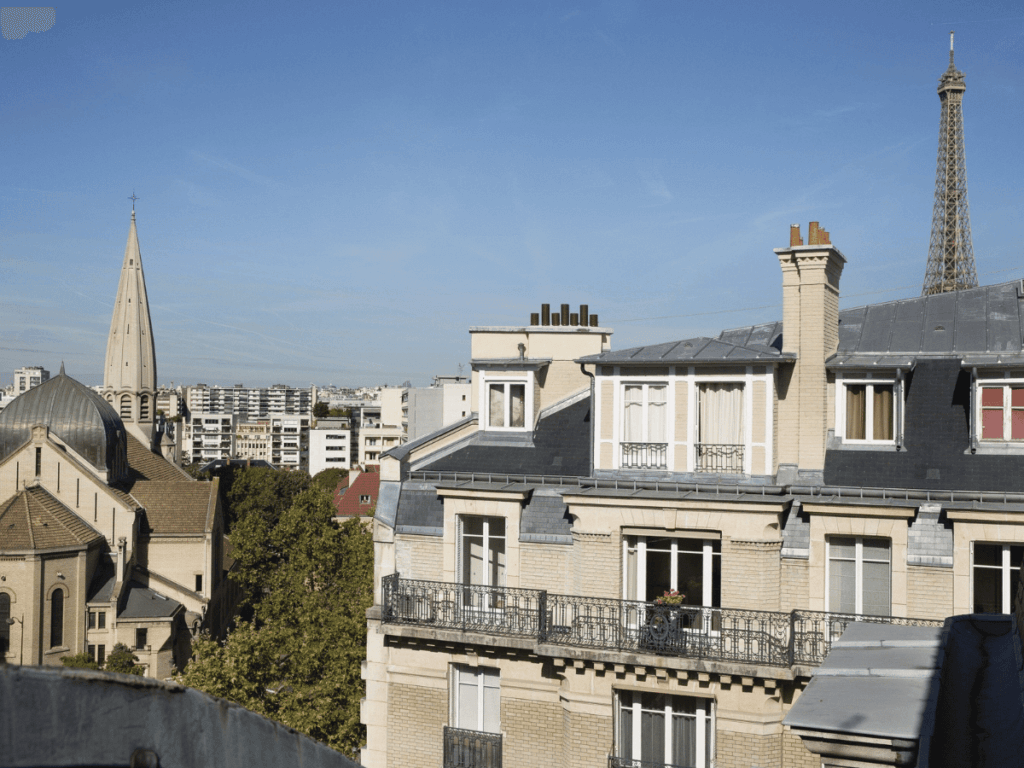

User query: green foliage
[177,488,374,756]
[223,466,311,529]
[313,401,330,419]
[311,467,347,495]
[61,652,100,670]
[105,643,145,675]
[182,461,211,479]
[328,407,350,417]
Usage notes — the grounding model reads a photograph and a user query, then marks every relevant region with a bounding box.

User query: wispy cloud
[815,102,872,119]
[638,165,673,203]
[190,151,282,189]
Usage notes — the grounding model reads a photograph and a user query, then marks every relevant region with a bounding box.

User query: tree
[311,467,347,495]
[313,401,330,419]
[177,488,373,756]
[222,466,311,529]
[61,652,100,670]
[105,643,145,675]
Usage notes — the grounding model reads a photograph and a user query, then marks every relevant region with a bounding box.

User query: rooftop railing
[695,443,744,473]
[620,442,668,471]
[381,574,943,668]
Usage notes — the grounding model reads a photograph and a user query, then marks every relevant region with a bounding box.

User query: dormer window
[835,373,899,445]
[621,383,667,469]
[979,384,1024,440]
[489,382,525,428]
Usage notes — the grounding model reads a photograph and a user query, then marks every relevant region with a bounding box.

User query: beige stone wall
[395,535,444,582]
[950,516,1024,615]
[386,683,446,768]
[716,730,781,768]
[721,539,781,611]
[571,532,619,599]
[782,728,820,768]
[907,566,953,619]
[147,537,208,594]
[520,544,570,593]
[564,709,613,768]
[502,698,564,768]
[780,559,809,611]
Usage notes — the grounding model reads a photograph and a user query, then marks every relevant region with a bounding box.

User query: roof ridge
[22,492,34,549]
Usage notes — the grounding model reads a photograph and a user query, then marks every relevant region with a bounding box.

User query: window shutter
[456,516,463,585]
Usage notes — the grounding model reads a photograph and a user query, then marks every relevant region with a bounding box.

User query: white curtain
[699,383,743,444]
[624,386,643,442]
[648,385,667,443]
[488,384,504,428]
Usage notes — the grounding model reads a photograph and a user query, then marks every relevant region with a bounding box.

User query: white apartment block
[13,366,49,395]
[309,423,353,475]
[402,375,472,441]
[181,412,236,465]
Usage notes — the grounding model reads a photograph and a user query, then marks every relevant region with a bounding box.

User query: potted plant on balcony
[642,590,689,651]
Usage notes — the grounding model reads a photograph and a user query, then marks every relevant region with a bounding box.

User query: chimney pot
[551,314,561,326]
[570,312,579,326]
[790,224,803,247]
[590,313,598,327]
[580,304,589,326]
[541,304,550,326]
[530,312,540,326]
[560,304,570,326]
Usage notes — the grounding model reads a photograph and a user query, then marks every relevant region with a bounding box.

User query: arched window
[0,593,10,655]
[50,590,63,648]
[120,395,132,419]
[140,395,150,420]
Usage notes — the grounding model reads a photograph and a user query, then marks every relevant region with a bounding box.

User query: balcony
[620,443,668,470]
[381,574,942,668]
[695,443,744,473]
[443,726,502,768]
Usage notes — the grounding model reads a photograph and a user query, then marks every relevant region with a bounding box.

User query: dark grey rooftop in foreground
[579,323,790,365]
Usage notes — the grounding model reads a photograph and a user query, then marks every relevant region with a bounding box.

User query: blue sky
[2,0,1022,388]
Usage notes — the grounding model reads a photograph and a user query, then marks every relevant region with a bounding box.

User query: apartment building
[310,417,353,475]
[402,376,473,442]
[361,224,1024,768]
[182,384,312,469]
[359,392,404,466]
[13,367,49,395]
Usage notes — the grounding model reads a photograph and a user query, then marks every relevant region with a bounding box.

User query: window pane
[462,517,483,536]
[488,384,505,428]
[829,556,856,613]
[1013,409,1024,440]
[983,409,1004,439]
[619,699,634,759]
[488,535,505,587]
[1011,545,1024,571]
[700,383,744,444]
[846,385,866,439]
[646,549,671,603]
[466,537,484,585]
[862,560,891,616]
[458,679,478,730]
[974,543,1001,567]
[973,566,1002,613]
[982,387,1003,407]
[873,386,894,440]
[672,712,697,768]
[626,544,638,601]
[1013,388,1024,407]
[640,708,665,764]
[624,386,643,442]
[482,683,500,733]
[649,386,667,443]
[509,384,525,428]
[862,538,891,563]
[830,537,856,560]
[677,550,704,607]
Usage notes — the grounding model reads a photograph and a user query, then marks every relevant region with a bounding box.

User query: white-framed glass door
[617,691,713,768]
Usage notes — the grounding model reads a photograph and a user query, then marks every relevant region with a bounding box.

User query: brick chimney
[775,223,845,481]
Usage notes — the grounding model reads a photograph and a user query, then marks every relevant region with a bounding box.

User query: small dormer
[470,304,611,432]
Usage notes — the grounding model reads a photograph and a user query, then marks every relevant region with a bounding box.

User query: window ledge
[969,443,1024,456]
[827,436,902,452]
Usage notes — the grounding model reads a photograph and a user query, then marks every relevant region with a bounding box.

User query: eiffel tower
[922,32,978,295]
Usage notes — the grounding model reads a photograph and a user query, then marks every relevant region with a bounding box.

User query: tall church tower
[922,31,978,295]
[103,207,157,447]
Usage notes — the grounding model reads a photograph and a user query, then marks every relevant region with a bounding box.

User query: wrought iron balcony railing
[695,443,744,473]
[609,757,691,768]
[381,573,943,668]
[443,726,502,768]
[621,443,668,470]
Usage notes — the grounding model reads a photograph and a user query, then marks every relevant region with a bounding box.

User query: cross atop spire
[129,191,140,217]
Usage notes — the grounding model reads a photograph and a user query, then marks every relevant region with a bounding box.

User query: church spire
[103,207,157,446]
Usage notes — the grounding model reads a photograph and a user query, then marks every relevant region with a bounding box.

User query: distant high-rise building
[13,366,49,394]
[922,32,978,295]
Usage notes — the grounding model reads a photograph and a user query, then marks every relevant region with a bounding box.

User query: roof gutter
[579,362,595,478]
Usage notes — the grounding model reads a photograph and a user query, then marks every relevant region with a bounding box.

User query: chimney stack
[775,222,845,478]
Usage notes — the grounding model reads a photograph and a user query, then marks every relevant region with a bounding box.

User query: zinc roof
[118,580,182,619]
[0,486,104,551]
[579,323,790,365]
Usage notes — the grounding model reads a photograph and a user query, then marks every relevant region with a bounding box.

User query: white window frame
[450,665,500,734]
[835,373,899,445]
[620,382,669,445]
[616,690,714,768]
[976,379,1024,442]
[457,516,506,589]
[970,541,1024,614]
[479,373,533,432]
[825,536,891,616]
[623,535,720,607]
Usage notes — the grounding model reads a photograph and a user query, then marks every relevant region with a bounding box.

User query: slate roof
[118,580,182,619]
[420,395,591,476]
[335,470,379,516]
[0,487,105,551]
[87,556,116,602]
[393,482,445,532]
[520,488,572,543]
[833,280,1024,366]
[131,479,218,536]
[0,372,128,479]
[579,324,790,366]
[125,433,192,481]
